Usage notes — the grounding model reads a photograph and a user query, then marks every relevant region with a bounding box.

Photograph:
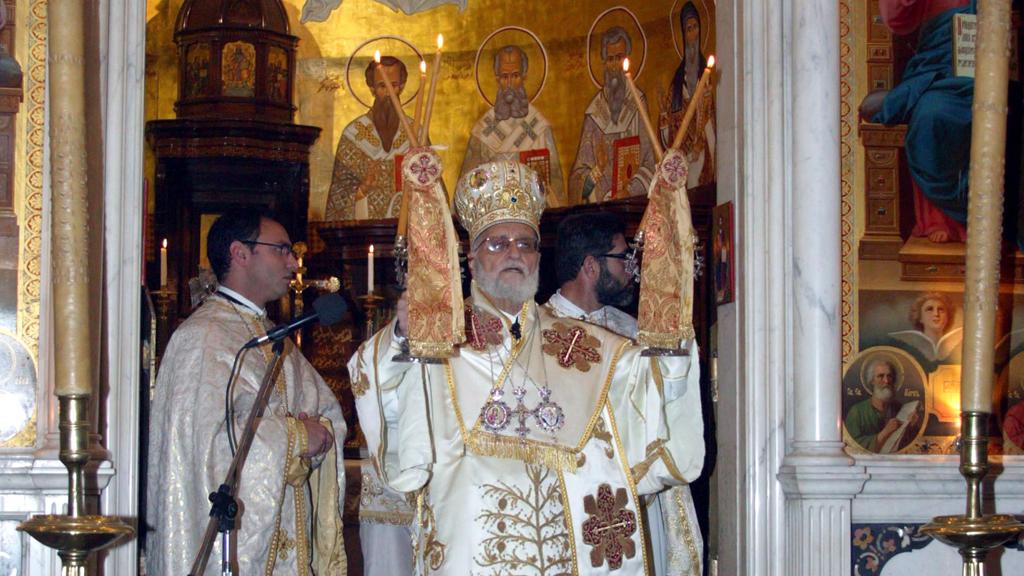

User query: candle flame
[420,60,427,74]
[374,50,381,64]
[707,55,716,69]
[369,244,375,254]
[162,238,167,249]
[437,34,444,50]
[622,57,630,73]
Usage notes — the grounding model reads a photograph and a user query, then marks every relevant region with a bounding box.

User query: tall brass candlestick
[375,51,419,148]
[18,0,133,569]
[420,34,443,142]
[623,57,663,163]
[922,1,1024,572]
[672,55,716,151]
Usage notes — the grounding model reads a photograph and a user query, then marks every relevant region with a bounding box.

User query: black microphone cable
[223,346,247,456]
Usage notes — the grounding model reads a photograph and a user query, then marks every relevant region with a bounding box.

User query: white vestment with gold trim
[349,284,703,575]
[146,297,347,575]
[547,290,705,576]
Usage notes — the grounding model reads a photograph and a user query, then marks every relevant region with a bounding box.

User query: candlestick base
[17,395,134,570]
[18,514,134,569]
[922,514,1023,575]
[921,411,1024,574]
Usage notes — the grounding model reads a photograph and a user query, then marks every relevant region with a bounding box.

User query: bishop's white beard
[473,258,539,308]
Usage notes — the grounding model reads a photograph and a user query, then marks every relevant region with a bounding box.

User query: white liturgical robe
[546,289,704,576]
[348,283,703,575]
[146,293,347,575]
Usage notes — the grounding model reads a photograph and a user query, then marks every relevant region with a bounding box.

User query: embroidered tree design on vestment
[474,463,572,575]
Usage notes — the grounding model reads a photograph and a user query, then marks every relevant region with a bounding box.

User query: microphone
[243,293,347,349]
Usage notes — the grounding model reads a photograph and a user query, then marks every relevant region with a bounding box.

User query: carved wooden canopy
[174,0,297,123]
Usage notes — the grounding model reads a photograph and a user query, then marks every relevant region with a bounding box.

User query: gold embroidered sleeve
[284,416,311,487]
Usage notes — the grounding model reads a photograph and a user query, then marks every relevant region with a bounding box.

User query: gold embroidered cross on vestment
[542,322,602,372]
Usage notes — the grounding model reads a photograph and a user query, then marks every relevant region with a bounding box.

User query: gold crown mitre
[455,161,545,243]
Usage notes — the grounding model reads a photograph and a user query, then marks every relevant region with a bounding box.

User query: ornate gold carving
[19,0,46,363]
[474,463,572,575]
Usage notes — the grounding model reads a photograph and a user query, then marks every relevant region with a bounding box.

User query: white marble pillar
[790,0,844,459]
[99,0,147,573]
[779,0,867,574]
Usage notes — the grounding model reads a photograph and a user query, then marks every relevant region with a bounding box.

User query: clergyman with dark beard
[325,55,417,220]
[544,210,705,576]
[569,26,655,203]
[546,211,638,337]
[460,43,567,206]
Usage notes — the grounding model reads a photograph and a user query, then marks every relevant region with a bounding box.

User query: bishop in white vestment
[349,161,704,575]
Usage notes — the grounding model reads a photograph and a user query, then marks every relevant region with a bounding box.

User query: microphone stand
[189,339,287,576]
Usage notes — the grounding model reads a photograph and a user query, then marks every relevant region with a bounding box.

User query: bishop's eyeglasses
[480,236,540,254]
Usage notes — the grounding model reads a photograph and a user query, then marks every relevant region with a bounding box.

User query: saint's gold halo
[345,35,425,110]
[670,0,715,60]
[586,6,648,89]
[474,26,549,107]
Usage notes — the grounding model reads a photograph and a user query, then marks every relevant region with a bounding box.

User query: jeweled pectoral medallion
[534,386,565,434]
[534,399,565,434]
[481,388,512,432]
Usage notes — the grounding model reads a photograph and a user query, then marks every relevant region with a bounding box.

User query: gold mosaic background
[144,0,717,217]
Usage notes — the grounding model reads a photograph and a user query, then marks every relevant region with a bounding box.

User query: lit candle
[413,60,427,140]
[160,238,168,288]
[375,50,419,148]
[368,244,375,294]
[672,55,716,151]
[960,3,1009,413]
[623,57,663,163]
[421,34,443,143]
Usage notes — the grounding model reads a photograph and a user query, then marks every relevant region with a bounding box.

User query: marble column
[779,0,867,574]
[99,0,147,572]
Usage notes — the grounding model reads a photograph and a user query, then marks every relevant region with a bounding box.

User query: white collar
[549,289,594,319]
[217,286,266,316]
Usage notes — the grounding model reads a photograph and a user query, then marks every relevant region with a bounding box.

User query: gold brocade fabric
[145,297,348,576]
[404,149,465,357]
[637,149,697,350]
